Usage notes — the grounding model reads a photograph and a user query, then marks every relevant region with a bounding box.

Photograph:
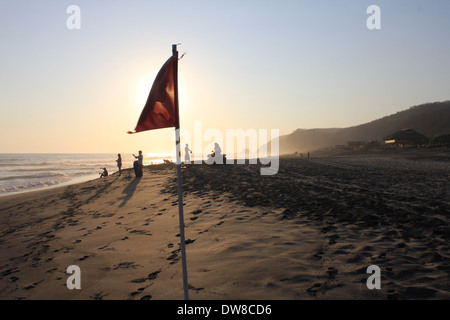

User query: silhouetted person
[116,154,122,175]
[184,144,192,164]
[214,143,222,157]
[207,142,225,164]
[100,167,108,178]
[133,150,143,178]
[307,152,310,159]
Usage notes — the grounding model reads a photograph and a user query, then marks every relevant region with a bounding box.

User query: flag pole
[172,44,189,300]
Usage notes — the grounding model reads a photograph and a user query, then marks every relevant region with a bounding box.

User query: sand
[0,148,449,300]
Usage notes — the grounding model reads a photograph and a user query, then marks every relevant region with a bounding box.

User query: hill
[272,101,450,155]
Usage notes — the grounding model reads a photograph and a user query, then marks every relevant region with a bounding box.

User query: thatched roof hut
[383,129,429,146]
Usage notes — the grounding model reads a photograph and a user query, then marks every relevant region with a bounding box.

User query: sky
[1,0,449,154]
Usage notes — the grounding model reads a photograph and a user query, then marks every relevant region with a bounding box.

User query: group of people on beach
[99,142,222,179]
[184,143,226,164]
[99,151,143,179]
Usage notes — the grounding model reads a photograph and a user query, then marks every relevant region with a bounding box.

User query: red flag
[128,56,177,134]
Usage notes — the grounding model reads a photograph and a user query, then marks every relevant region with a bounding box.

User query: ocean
[0,153,173,196]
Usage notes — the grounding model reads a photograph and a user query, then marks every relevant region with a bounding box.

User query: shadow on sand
[118,177,141,208]
[87,175,120,202]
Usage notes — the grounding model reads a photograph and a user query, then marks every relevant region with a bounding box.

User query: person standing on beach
[133,150,143,165]
[133,151,143,178]
[184,144,192,164]
[116,154,122,175]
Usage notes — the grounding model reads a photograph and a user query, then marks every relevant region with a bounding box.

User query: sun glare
[144,152,175,165]
[146,152,174,159]
[178,79,189,114]
[136,73,156,107]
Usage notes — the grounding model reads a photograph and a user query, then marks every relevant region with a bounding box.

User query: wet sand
[0,148,449,299]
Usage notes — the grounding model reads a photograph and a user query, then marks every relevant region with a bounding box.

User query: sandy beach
[0,148,449,300]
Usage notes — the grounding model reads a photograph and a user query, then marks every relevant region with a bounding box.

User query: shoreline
[0,173,101,200]
[2,147,448,199]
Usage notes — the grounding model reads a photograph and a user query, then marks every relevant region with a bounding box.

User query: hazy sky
[1,0,449,154]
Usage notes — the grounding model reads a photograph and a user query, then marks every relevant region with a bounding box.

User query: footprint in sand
[128,291,142,299]
[328,234,339,245]
[90,291,108,300]
[24,284,36,290]
[46,268,57,274]
[23,280,43,291]
[188,284,204,291]
[306,283,324,296]
[313,249,324,260]
[326,267,338,280]
[129,270,161,284]
[147,271,160,280]
[129,229,151,236]
[113,262,139,270]
[167,249,180,264]
[1,267,19,277]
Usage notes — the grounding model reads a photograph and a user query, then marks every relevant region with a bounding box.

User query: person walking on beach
[184,144,192,164]
[133,150,143,178]
[116,154,122,175]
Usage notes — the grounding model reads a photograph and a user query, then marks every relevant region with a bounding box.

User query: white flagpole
[172,44,189,300]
